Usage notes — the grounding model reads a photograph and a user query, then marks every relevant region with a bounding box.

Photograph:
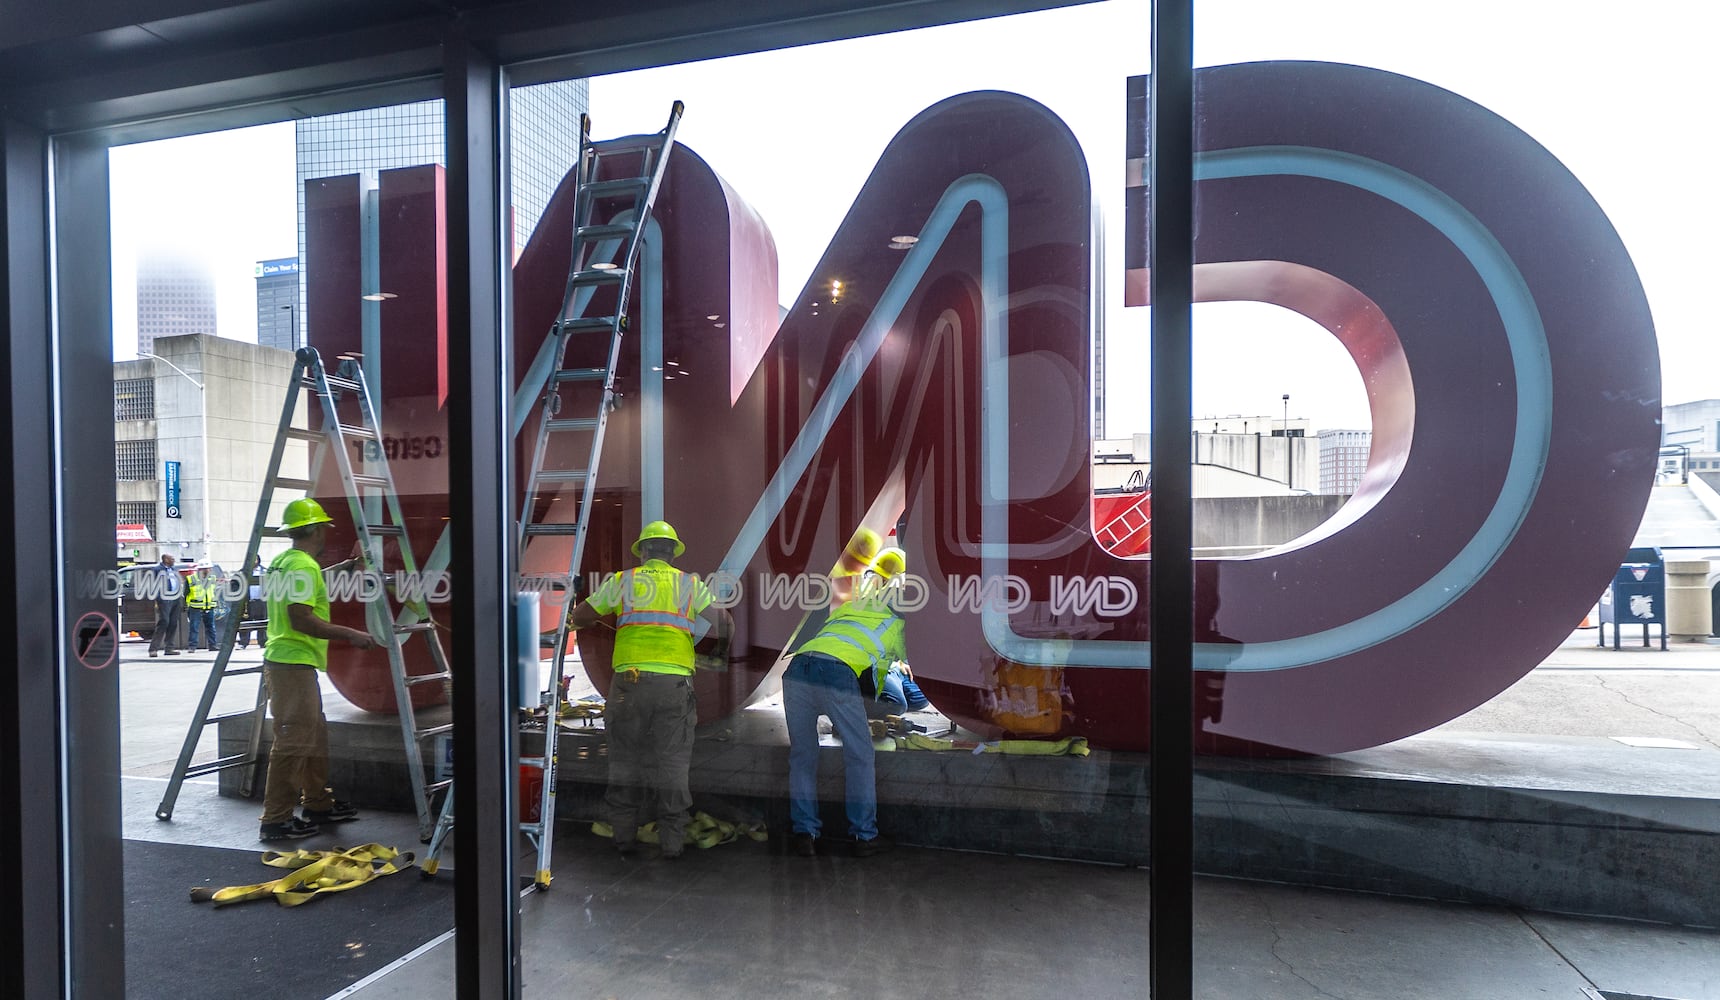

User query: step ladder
[422,100,684,887]
[155,347,454,842]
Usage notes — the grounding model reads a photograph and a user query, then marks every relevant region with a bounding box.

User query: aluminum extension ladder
[422,101,684,887]
[155,347,454,842]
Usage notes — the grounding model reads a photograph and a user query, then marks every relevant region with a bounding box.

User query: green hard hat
[632,519,685,558]
[281,497,335,532]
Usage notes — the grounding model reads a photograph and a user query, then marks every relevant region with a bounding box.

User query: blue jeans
[187,607,217,649]
[783,652,877,840]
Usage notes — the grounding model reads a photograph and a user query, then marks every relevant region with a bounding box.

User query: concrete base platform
[220,698,1720,927]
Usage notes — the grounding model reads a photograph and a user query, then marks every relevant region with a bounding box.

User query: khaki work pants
[259,663,337,822]
[604,670,696,852]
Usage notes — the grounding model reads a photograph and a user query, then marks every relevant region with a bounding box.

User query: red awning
[116,523,154,544]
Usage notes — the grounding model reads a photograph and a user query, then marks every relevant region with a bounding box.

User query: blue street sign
[165,460,181,518]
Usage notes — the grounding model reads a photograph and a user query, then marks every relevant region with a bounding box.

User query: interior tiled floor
[126,778,1720,1000]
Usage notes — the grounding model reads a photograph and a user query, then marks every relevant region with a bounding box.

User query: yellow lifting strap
[591,811,768,850]
[893,732,1091,757]
[188,843,416,907]
[558,697,605,722]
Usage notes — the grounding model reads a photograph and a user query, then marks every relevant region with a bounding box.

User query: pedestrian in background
[186,563,219,651]
[146,552,183,658]
[238,562,266,648]
[220,563,246,649]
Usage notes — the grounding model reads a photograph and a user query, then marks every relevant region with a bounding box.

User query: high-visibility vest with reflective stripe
[188,578,217,610]
[590,560,711,675]
[794,600,908,693]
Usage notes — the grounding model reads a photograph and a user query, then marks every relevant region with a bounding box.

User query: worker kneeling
[784,546,910,858]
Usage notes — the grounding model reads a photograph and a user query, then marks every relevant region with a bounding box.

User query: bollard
[1664,560,1714,642]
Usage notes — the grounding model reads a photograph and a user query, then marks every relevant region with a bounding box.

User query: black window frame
[0,3,1192,998]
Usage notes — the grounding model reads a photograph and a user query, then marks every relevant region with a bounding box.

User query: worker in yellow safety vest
[257,497,376,842]
[186,563,220,652]
[783,546,910,858]
[828,525,881,607]
[567,520,732,859]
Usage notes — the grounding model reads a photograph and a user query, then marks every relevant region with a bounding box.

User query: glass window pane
[504,4,1161,996]
[1191,3,1720,996]
[106,106,458,999]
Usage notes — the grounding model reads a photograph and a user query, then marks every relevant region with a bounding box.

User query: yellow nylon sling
[188,843,416,907]
[893,732,1092,756]
[590,811,768,850]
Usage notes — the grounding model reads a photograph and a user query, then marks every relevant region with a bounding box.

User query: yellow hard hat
[844,526,882,564]
[869,546,907,581]
[632,519,685,558]
[835,526,880,574]
[281,497,334,532]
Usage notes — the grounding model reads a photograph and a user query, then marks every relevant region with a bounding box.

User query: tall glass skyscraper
[252,257,299,352]
[136,250,218,356]
[287,78,590,345]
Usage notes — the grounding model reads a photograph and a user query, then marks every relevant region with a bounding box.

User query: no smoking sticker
[74,611,117,670]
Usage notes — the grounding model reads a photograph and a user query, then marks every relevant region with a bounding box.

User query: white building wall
[116,334,305,568]
[1664,399,1720,454]
[1091,431,1316,496]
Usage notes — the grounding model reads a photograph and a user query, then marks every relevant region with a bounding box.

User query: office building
[135,249,217,356]
[1317,427,1372,495]
[113,334,303,568]
[253,257,299,352]
[287,81,588,346]
[1663,398,1720,452]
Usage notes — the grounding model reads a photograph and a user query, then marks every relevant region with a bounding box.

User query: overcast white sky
[109,0,1717,438]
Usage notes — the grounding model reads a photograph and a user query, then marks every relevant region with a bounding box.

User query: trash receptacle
[1598,546,1666,650]
[1665,559,1714,641]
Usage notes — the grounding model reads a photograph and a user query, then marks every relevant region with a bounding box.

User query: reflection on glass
[109,109,458,999]
[1188,3,1720,996]
[503,3,1160,997]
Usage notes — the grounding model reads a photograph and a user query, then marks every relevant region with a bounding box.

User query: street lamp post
[140,350,209,563]
[280,303,297,348]
[1282,393,1291,490]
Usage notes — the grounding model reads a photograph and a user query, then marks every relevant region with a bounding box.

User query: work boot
[302,800,358,824]
[791,832,819,858]
[259,817,320,841]
[850,833,894,858]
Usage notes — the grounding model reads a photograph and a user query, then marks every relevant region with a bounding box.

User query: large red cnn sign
[305,63,1657,755]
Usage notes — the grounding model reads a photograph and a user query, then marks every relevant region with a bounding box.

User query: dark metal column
[1149,0,1195,998]
[53,130,128,999]
[1,116,68,1000]
[444,29,521,1000]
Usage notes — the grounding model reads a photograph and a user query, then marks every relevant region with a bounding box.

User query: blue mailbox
[1598,546,1666,650]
